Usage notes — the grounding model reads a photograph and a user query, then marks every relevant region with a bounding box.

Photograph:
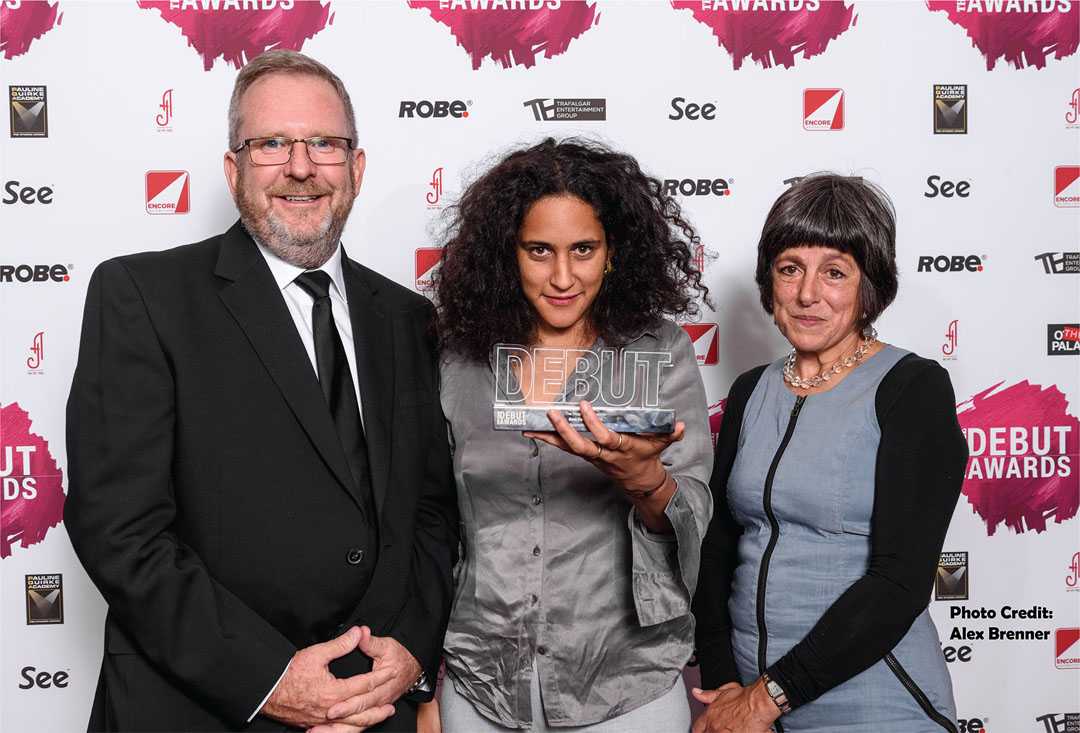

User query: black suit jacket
[65,222,458,732]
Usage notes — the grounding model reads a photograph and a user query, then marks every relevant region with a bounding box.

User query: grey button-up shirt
[439,319,714,728]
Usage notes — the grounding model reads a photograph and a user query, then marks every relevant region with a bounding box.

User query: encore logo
[803,88,844,130]
[145,171,190,214]
[1054,165,1079,207]
[682,323,719,365]
[415,247,443,292]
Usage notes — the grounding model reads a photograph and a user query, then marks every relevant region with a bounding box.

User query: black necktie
[293,271,374,518]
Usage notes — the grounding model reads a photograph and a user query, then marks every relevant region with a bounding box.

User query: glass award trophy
[492,344,675,433]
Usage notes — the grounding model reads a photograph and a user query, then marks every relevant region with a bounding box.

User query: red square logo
[1056,628,1080,669]
[682,323,719,366]
[415,247,443,291]
[804,89,844,131]
[1054,165,1079,207]
[145,171,190,214]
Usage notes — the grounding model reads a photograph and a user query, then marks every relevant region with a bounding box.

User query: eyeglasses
[232,136,354,166]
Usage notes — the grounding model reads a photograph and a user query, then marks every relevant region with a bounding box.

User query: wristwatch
[761,673,791,715]
[406,670,431,695]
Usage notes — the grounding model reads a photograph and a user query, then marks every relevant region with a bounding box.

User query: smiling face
[771,245,863,357]
[516,194,608,346]
[224,72,364,268]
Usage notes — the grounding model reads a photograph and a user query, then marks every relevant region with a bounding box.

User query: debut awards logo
[1,403,65,559]
[957,381,1078,536]
[670,1,857,70]
[136,1,333,70]
[407,1,599,70]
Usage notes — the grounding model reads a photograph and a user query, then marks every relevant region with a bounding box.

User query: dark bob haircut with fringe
[434,137,709,363]
[755,173,898,330]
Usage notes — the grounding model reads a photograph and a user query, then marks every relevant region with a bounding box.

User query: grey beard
[235,171,353,269]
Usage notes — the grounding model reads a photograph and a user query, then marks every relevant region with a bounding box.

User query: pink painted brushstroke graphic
[671,1,857,69]
[927,0,1079,70]
[136,1,334,71]
[1,403,65,559]
[0,1,63,60]
[957,381,1079,536]
[407,1,599,70]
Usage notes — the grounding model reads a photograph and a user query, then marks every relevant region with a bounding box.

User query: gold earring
[604,260,613,274]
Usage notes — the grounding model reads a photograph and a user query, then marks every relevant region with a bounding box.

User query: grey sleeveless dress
[727,345,957,732]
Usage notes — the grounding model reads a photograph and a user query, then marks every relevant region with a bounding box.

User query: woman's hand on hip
[691,680,781,733]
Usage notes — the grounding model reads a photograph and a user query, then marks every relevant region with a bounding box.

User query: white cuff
[248,661,291,723]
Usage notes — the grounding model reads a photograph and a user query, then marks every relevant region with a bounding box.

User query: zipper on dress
[754,395,805,733]
[884,653,959,732]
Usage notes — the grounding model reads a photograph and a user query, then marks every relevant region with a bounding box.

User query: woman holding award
[692,174,967,733]
[424,137,713,732]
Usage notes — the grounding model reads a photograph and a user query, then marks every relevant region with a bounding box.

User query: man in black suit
[65,50,458,732]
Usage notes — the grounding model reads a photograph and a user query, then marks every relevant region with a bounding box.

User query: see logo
[18,666,68,689]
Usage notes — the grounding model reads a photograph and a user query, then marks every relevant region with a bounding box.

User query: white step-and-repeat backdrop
[1,1,1078,731]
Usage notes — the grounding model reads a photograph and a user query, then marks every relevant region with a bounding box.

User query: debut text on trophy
[492,344,676,434]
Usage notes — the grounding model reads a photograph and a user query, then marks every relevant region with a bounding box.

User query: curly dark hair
[434,137,709,362]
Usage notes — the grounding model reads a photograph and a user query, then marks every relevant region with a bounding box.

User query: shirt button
[532,546,541,557]
[532,495,543,506]
[345,548,364,565]
[537,645,548,656]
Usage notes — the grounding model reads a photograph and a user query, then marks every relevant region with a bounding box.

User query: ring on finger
[615,433,625,452]
[594,442,603,460]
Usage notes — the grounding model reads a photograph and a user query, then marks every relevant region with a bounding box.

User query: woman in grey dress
[693,174,968,732]
[420,138,714,732]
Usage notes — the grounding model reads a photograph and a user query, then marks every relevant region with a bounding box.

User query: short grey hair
[227,49,357,150]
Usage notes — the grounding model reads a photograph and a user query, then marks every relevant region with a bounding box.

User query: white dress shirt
[247,238,364,721]
[254,239,365,423]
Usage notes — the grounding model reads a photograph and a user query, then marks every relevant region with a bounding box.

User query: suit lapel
[342,254,394,521]
[214,223,364,510]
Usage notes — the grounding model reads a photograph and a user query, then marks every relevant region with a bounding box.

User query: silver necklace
[783,333,878,390]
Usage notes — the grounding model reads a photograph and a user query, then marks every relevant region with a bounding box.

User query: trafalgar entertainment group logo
[682,323,719,366]
[145,171,190,214]
[25,573,63,625]
[934,84,968,134]
[1034,252,1080,274]
[524,97,606,121]
[1035,712,1080,733]
[803,88,843,130]
[1054,165,1079,207]
[935,551,969,601]
[9,85,47,137]
[1048,324,1079,356]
